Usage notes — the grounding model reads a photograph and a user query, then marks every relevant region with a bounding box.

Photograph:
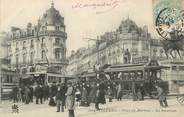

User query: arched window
[41,50,46,60]
[41,37,45,47]
[23,41,26,49]
[55,38,60,44]
[23,53,27,64]
[30,40,34,48]
[16,54,19,65]
[30,52,34,64]
[55,48,60,59]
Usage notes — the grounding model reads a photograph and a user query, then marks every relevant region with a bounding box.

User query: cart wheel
[176,95,184,105]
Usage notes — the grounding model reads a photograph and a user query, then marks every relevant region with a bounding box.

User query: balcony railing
[38,30,67,38]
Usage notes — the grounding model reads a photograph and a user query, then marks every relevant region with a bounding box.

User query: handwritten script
[72,0,125,14]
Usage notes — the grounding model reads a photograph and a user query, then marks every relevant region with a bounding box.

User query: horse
[161,39,184,59]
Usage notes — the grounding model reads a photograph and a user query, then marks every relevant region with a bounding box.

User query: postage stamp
[153,0,184,40]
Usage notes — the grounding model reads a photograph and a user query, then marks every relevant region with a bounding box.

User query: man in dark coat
[12,86,19,103]
[50,82,57,97]
[49,82,57,106]
[34,84,43,104]
[29,85,34,103]
[56,83,67,112]
[155,85,168,107]
[44,84,50,101]
[24,86,30,104]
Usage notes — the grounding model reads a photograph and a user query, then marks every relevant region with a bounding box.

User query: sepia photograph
[0,0,184,117]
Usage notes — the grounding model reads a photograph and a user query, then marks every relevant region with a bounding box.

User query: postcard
[0,0,184,117]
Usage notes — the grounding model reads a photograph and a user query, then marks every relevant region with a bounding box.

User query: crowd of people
[10,80,168,117]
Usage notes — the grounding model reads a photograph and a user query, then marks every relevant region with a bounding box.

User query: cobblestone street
[1,97,184,117]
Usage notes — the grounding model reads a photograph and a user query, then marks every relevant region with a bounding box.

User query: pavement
[0,97,184,117]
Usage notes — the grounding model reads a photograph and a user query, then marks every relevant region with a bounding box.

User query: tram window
[9,75,13,83]
[48,76,51,82]
[171,66,177,71]
[179,66,184,71]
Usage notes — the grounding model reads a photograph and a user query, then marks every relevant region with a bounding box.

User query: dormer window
[56,26,60,30]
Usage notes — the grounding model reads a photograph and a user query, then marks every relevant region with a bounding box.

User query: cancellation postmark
[153,0,184,41]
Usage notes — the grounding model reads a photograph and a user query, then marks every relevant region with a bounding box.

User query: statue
[123,49,131,64]
[161,28,184,59]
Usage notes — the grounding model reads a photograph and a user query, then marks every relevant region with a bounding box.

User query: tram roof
[81,72,96,77]
[104,64,167,72]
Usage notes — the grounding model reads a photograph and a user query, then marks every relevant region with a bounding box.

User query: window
[41,37,45,47]
[30,52,34,64]
[56,26,60,30]
[41,50,46,59]
[41,37,45,44]
[16,54,19,65]
[6,75,13,83]
[172,66,177,71]
[23,53,27,64]
[23,41,26,49]
[179,66,184,71]
[55,38,60,44]
[30,40,34,48]
[55,49,60,59]
[16,42,19,50]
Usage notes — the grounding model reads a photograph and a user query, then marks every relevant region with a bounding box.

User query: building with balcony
[0,32,19,100]
[67,18,164,75]
[7,2,68,84]
[67,17,184,94]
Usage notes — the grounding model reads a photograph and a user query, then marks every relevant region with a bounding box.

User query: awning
[104,66,144,72]
[144,66,169,70]
[21,74,32,79]
[104,65,169,73]
[26,71,47,75]
[81,72,96,77]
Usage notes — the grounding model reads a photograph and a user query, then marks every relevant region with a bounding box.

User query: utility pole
[83,36,100,64]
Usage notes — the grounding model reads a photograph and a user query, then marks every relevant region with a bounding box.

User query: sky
[0,0,158,55]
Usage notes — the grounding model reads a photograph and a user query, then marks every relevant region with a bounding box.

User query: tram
[104,60,169,99]
[21,71,75,86]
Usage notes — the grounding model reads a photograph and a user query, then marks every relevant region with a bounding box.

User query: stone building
[0,32,19,99]
[67,18,165,76]
[7,2,68,84]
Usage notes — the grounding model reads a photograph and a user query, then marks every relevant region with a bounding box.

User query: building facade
[67,18,184,94]
[0,32,19,100]
[67,18,166,75]
[7,2,68,84]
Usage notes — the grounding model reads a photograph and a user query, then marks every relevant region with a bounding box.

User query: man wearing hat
[155,85,168,107]
[56,83,67,112]
[65,81,75,117]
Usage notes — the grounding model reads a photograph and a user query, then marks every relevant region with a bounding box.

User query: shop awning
[104,64,169,73]
[26,71,47,75]
[81,72,96,77]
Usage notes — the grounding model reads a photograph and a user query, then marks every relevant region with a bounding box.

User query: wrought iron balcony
[38,30,67,38]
